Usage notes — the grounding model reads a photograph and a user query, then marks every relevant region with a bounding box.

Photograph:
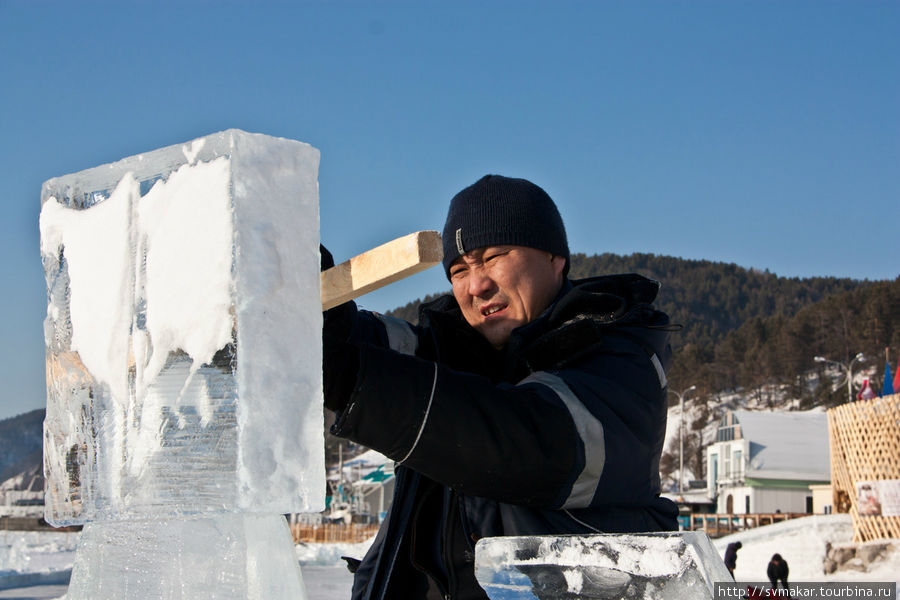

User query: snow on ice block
[66,514,307,600]
[39,130,325,525]
[474,532,732,599]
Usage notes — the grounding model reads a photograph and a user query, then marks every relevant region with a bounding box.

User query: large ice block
[66,514,306,600]
[474,532,733,599]
[40,130,325,524]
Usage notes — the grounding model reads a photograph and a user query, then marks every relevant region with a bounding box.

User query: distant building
[336,449,395,523]
[662,486,716,530]
[809,483,833,514]
[0,462,45,518]
[706,410,830,514]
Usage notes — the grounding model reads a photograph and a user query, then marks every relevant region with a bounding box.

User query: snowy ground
[712,514,900,591]
[0,530,369,599]
[1,515,897,598]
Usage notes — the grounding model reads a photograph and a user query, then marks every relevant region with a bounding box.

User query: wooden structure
[683,512,806,538]
[828,393,900,542]
[290,522,380,544]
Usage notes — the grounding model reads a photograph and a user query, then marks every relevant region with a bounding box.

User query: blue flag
[884,360,895,396]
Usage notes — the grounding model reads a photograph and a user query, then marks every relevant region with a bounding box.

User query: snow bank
[3,519,895,595]
[713,514,900,587]
[0,530,79,591]
[0,529,371,597]
[294,536,375,566]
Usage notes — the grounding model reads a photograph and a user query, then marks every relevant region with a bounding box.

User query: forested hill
[0,409,44,483]
[385,252,898,407]
[567,253,865,350]
[387,252,866,347]
[690,277,900,406]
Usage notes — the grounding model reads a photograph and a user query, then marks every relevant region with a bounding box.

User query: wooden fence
[683,512,807,537]
[0,516,48,531]
[828,393,900,542]
[290,522,380,544]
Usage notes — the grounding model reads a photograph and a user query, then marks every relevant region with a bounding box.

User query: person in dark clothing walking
[724,541,742,578]
[322,174,679,600]
[767,553,789,591]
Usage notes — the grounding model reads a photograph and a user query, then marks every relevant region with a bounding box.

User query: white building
[344,449,395,521]
[706,410,830,514]
[0,463,45,519]
[809,483,834,514]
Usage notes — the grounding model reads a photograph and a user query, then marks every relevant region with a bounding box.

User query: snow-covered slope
[713,514,900,586]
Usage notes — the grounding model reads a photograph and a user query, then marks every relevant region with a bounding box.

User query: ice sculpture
[68,515,306,598]
[40,130,324,599]
[474,532,733,599]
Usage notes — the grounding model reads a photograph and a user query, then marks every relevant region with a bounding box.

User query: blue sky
[1,1,898,421]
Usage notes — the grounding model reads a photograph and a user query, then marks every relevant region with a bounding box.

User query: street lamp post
[669,385,697,495]
[814,352,866,403]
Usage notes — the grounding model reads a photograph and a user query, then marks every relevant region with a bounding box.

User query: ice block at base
[40,130,325,524]
[474,532,733,599]
[66,514,306,600]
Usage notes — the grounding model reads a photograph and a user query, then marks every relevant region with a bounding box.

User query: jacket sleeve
[330,329,668,511]
[331,343,582,508]
[332,304,666,509]
[341,307,422,354]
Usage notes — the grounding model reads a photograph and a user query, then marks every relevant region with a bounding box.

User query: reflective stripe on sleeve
[519,371,606,509]
[649,353,667,389]
[374,314,419,356]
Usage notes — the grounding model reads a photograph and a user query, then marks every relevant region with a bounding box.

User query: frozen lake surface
[2,516,898,598]
[0,565,352,600]
[0,531,363,599]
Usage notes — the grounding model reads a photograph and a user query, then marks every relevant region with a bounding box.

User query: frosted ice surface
[474,532,733,599]
[40,130,325,524]
[66,514,307,600]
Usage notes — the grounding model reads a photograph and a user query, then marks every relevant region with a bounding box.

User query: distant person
[766,553,789,591]
[724,541,742,578]
[858,379,876,400]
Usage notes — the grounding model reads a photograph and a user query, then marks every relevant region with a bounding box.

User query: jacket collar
[419,274,668,380]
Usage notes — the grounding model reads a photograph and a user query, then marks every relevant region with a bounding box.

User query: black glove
[323,335,360,413]
[321,244,360,412]
[321,245,357,340]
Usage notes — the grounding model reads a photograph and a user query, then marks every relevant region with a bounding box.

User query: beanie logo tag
[455,228,465,255]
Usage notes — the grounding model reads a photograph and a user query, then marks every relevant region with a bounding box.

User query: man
[323,174,678,599]
[724,541,742,578]
[766,553,789,591]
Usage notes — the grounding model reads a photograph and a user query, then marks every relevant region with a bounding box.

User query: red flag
[895,359,900,394]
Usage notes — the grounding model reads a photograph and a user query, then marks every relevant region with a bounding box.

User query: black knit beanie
[441,174,569,278]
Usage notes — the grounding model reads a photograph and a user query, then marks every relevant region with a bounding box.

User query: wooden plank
[321,231,443,311]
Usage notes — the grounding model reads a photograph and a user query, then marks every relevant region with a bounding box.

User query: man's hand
[321,245,360,412]
[323,335,359,413]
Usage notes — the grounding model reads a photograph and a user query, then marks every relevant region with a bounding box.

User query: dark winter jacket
[767,554,789,588]
[724,542,742,570]
[330,274,679,599]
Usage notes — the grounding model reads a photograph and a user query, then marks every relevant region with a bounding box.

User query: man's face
[449,245,566,349]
